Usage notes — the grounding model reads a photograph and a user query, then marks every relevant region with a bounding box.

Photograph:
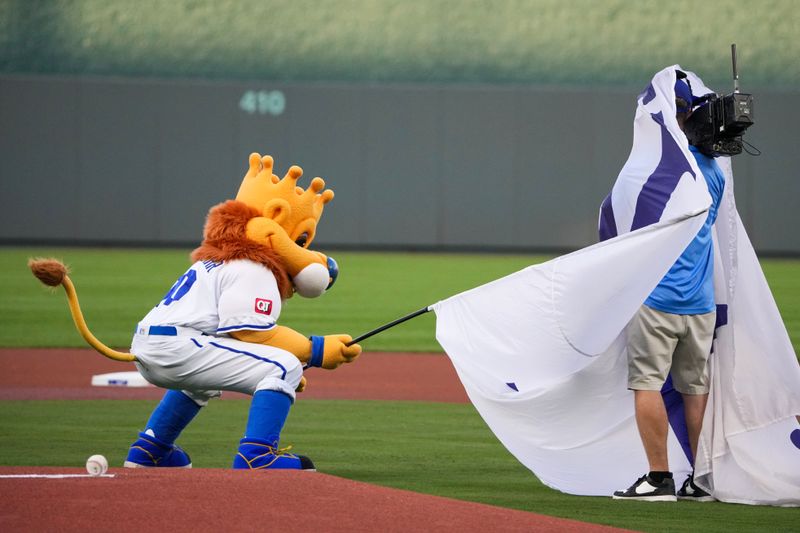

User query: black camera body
[684,91,754,156]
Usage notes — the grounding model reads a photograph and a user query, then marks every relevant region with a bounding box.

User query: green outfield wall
[1,0,798,89]
[2,74,799,254]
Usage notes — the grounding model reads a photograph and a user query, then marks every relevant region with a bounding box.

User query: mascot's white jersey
[137,259,282,336]
[131,259,301,402]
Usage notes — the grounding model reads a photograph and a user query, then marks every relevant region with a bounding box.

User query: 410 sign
[239,90,286,116]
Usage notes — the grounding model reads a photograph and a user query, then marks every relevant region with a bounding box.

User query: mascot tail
[28,258,137,362]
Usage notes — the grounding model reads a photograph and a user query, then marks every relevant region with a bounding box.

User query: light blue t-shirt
[644,146,726,315]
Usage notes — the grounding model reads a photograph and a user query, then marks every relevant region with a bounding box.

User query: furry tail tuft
[27,257,136,362]
[29,258,68,287]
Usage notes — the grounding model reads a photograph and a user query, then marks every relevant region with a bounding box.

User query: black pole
[346,306,431,346]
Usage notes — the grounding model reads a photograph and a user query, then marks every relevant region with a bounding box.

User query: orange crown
[235,153,334,235]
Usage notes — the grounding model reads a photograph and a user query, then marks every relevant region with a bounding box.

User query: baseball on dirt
[86,454,108,476]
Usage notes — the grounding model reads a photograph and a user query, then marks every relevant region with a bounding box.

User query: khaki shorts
[626,304,715,394]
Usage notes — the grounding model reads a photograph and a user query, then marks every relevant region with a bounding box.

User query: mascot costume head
[192,153,338,300]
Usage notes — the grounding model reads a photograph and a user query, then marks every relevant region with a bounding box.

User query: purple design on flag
[715,304,728,329]
[506,382,519,391]
[710,304,729,353]
[631,112,696,231]
[599,193,618,242]
[791,429,800,450]
[640,83,656,105]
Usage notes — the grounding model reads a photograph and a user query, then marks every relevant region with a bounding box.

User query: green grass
[3,247,799,354]
[0,399,797,532]
[761,259,800,355]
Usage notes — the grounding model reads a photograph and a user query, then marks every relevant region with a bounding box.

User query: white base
[91,371,151,388]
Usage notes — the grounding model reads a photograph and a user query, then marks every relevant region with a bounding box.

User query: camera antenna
[731,43,740,93]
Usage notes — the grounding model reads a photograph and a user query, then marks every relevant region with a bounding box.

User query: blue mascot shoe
[233,437,315,470]
[124,431,192,468]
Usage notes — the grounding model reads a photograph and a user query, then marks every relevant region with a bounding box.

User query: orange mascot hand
[308,335,361,369]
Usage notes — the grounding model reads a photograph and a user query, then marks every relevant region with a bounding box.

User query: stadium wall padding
[1,75,798,254]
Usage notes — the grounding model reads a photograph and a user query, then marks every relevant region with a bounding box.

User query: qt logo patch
[254,298,273,315]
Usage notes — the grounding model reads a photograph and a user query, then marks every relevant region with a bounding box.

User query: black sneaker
[612,474,677,502]
[677,474,715,502]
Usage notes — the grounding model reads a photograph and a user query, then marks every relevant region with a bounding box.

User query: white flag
[433,66,800,505]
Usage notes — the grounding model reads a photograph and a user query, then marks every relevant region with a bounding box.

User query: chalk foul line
[0,473,115,479]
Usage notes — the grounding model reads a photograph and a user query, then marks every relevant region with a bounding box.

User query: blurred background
[1,0,798,254]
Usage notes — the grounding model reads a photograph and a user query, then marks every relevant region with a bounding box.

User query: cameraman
[613,77,724,502]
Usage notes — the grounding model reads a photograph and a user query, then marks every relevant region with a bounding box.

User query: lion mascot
[30,152,362,470]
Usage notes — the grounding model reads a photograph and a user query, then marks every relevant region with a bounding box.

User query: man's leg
[681,392,708,463]
[627,306,679,473]
[673,309,714,464]
[677,391,713,500]
[634,389,670,471]
[673,310,715,501]
[614,387,676,501]
[613,306,678,501]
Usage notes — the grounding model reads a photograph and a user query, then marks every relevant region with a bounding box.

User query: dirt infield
[0,348,469,402]
[0,349,628,532]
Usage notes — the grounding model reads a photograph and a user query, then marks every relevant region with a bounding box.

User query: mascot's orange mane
[191,200,293,299]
